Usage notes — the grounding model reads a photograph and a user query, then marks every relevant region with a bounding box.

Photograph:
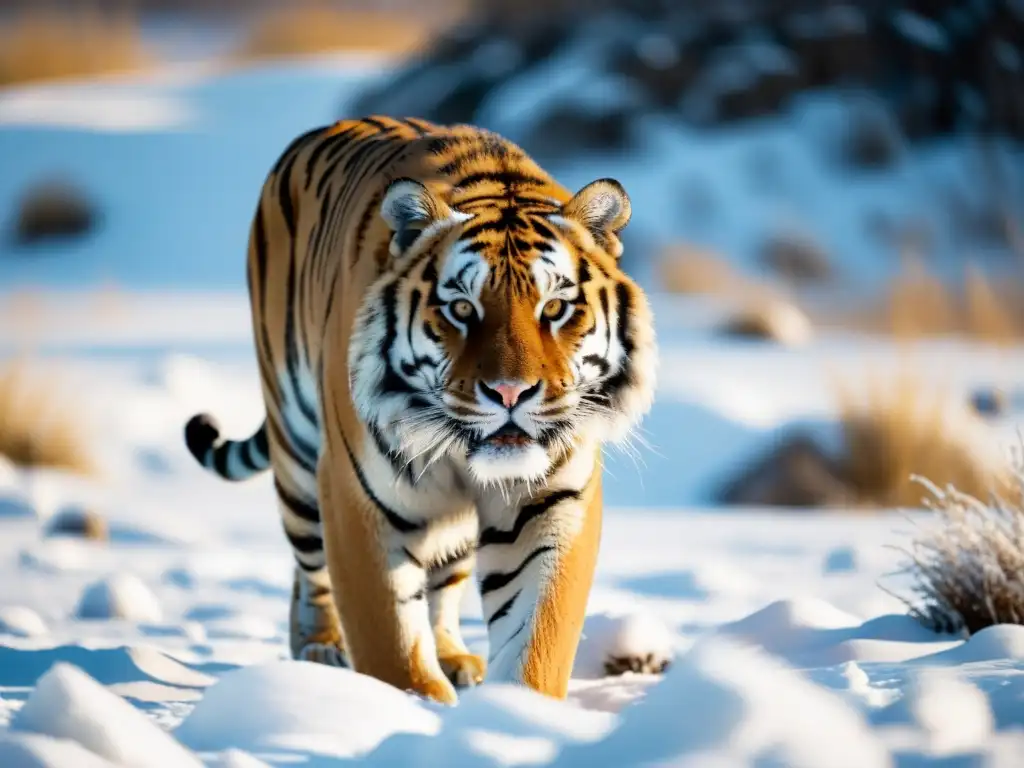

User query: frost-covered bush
[899,462,1024,635]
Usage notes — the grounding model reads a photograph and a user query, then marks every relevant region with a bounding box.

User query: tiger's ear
[561,178,631,256]
[381,178,453,256]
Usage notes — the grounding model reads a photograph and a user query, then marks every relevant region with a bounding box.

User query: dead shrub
[818,259,1024,344]
[657,246,748,297]
[0,360,95,476]
[898,460,1024,635]
[835,370,1002,510]
[716,299,814,346]
[234,6,431,62]
[0,10,150,87]
[13,179,98,245]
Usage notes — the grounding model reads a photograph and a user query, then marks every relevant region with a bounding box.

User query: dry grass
[820,259,1024,344]
[0,359,95,475]
[233,6,432,62]
[898,457,1024,635]
[835,370,1004,510]
[657,245,772,299]
[0,10,150,87]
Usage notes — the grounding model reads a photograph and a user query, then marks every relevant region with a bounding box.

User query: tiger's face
[349,176,656,487]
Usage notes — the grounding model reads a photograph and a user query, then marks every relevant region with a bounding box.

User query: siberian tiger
[184,116,657,703]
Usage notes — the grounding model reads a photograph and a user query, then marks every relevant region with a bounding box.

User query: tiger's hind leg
[428,551,485,688]
[270,453,347,667]
[290,566,348,667]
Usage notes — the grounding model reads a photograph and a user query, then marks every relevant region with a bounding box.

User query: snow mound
[0,485,35,519]
[175,661,440,760]
[0,644,214,693]
[574,612,677,679]
[373,684,615,768]
[10,663,202,767]
[916,624,1024,664]
[561,636,891,767]
[881,668,994,756]
[0,606,48,638]
[74,574,163,622]
[718,598,858,652]
[204,749,274,768]
[0,732,119,768]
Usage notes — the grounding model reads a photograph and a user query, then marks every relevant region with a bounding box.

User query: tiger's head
[350,173,656,487]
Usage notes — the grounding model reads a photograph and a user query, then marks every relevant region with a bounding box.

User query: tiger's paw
[439,652,486,688]
[297,642,350,668]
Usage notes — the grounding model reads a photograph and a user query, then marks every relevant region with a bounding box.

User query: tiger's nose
[480,380,541,409]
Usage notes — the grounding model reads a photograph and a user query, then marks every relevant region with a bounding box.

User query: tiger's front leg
[476,477,602,699]
[317,443,457,705]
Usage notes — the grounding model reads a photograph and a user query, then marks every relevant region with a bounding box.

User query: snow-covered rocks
[175,661,441,760]
[44,505,108,541]
[574,612,676,679]
[0,606,48,638]
[74,574,163,622]
[10,663,202,767]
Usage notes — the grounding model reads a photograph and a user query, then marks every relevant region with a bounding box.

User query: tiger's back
[185,116,657,703]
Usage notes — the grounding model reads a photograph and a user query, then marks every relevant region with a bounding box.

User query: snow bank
[561,636,891,767]
[10,663,202,767]
[74,574,163,622]
[175,660,440,760]
[0,732,119,768]
[0,606,48,638]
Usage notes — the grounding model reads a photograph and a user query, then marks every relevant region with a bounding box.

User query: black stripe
[267,415,316,473]
[341,435,424,533]
[480,546,554,595]
[253,424,269,458]
[350,190,381,265]
[275,477,320,524]
[581,354,610,376]
[304,129,352,189]
[402,546,424,569]
[277,149,301,238]
[284,526,323,554]
[212,444,231,477]
[430,571,469,592]
[238,439,259,472]
[295,557,324,573]
[488,590,521,626]
[399,587,426,604]
[455,170,549,190]
[598,284,635,401]
[271,126,322,176]
[479,490,581,547]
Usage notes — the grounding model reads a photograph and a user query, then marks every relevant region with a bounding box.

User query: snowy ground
[3,57,1024,767]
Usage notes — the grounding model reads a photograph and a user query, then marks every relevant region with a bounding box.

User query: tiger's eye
[450,299,475,322]
[542,299,566,320]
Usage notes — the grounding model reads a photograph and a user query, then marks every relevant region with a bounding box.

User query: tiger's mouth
[479,423,533,449]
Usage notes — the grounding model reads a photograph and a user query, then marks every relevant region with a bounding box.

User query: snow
[176,661,441,760]
[10,663,202,767]
[74,574,164,622]
[1,49,1024,768]
[0,608,48,639]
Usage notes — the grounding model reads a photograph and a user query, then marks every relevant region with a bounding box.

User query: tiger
[184,116,657,704]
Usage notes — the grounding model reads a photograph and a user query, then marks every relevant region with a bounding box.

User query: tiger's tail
[184,413,270,481]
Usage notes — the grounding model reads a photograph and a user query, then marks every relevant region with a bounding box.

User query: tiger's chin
[466,427,550,486]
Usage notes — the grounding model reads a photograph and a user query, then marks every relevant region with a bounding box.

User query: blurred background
[2,4,1024,758]
[0,0,1023,512]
